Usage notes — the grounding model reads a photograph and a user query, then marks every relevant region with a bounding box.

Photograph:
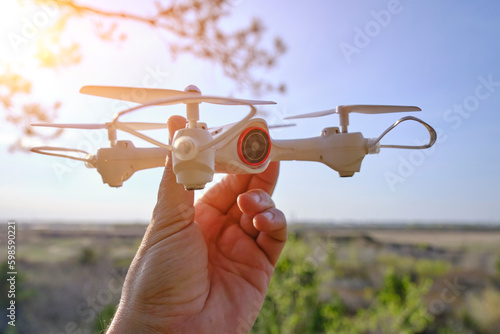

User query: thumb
[146,115,194,243]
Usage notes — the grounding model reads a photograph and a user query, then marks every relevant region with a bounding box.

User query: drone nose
[184,84,201,94]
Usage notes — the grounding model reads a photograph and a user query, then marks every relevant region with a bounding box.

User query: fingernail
[250,191,263,204]
[262,211,274,221]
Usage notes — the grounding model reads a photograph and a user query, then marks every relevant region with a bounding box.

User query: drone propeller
[31,122,168,131]
[285,105,421,119]
[268,123,296,129]
[80,85,276,106]
[32,123,106,129]
[285,104,421,133]
[31,121,169,147]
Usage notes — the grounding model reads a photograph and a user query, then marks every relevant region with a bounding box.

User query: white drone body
[31,85,436,190]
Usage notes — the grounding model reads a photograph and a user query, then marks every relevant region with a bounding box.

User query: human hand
[107,116,287,333]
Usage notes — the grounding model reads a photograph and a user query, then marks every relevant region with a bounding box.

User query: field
[1,222,500,333]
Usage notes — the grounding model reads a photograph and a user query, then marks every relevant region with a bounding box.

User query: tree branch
[3,0,286,151]
[49,0,286,95]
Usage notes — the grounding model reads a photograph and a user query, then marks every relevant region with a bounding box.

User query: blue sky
[1,0,499,223]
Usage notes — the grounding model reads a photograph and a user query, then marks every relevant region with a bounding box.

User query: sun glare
[0,0,59,66]
[0,0,22,27]
[0,1,24,61]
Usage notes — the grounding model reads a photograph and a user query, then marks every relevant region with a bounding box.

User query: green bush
[347,269,433,334]
[79,246,99,265]
[414,259,450,278]
[253,236,323,333]
[94,303,117,333]
[252,238,435,334]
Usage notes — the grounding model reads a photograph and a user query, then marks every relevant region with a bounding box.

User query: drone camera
[237,126,271,166]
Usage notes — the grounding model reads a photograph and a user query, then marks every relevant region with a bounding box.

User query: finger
[198,162,280,216]
[237,189,275,216]
[253,208,287,240]
[254,208,287,266]
[237,190,287,265]
[167,115,188,142]
[248,161,280,196]
[237,190,284,237]
[240,213,260,238]
[237,189,274,239]
[143,116,194,247]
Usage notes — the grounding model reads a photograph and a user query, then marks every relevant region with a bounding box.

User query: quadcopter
[31,85,437,190]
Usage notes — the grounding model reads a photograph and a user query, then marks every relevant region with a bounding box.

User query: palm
[191,167,282,330]
[108,116,286,333]
[110,163,286,333]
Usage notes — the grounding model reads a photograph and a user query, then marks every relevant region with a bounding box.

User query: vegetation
[3,224,500,333]
[252,236,434,334]
[252,229,500,334]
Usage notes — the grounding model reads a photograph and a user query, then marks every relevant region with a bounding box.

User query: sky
[1,0,500,224]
